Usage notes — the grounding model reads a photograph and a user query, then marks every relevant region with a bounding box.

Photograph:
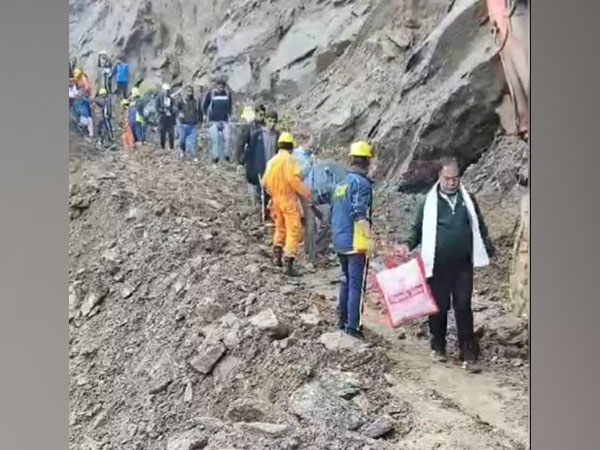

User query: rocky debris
[249,309,290,340]
[360,415,394,439]
[190,341,227,375]
[319,331,369,351]
[299,306,322,327]
[289,380,367,431]
[225,399,275,423]
[214,355,242,382]
[319,370,363,399]
[235,421,290,437]
[80,285,109,317]
[166,429,208,450]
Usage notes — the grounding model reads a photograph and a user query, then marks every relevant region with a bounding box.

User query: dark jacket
[240,121,272,186]
[405,187,495,267]
[177,97,202,125]
[331,170,373,254]
[94,96,112,120]
[202,88,232,122]
[156,94,176,124]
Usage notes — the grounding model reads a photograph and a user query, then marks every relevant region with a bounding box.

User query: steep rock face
[70,0,521,185]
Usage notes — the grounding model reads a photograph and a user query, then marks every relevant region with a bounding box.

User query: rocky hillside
[69,0,526,187]
[69,1,529,449]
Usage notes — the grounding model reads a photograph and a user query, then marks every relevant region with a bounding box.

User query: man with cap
[156,83,176,150]
[262,132,312,276]
[331,141,375,338]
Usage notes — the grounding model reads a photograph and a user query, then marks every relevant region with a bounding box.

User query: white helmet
[162,83,171,91]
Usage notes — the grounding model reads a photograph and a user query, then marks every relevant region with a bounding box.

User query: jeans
[428,262,479,361]
[337,253,367,333]
[210,121,230,161]
[179,123,198,157]
[132,122,144,143]
[116,81,128,99]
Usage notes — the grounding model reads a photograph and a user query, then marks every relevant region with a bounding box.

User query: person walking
[112,59,131,99]
[203,77,233,163]
[397,157,496,373]
[120,99,135,151]
[331,141,374,339]
[177,85,202,161]
[94,88,114,147]
[128,87,145,147]
[240,104,268,206]
[262,132,312,276]
[156,83,176,150]
[97,50,113,94]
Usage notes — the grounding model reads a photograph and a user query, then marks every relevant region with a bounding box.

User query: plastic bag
[375,255,438,328]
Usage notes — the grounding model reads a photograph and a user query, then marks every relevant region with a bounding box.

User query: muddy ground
[69,134,528,450]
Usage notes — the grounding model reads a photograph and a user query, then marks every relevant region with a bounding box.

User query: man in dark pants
[331,141,374,339]
[156,83,176,150]
[398,157,495,373]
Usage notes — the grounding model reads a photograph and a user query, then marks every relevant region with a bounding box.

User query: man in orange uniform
[120,99,135,151]
[262,132,312,276]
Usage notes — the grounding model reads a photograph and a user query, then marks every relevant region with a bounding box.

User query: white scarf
[421,181,490,278]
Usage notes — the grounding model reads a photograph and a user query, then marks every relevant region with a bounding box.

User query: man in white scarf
[398,157,495,373]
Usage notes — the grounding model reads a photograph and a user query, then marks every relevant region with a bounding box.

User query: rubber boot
[273,246,283,267]
[284,257,301,277]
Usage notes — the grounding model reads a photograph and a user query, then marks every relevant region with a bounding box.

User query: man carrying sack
[397,157,495,373]
[331,141,374,339]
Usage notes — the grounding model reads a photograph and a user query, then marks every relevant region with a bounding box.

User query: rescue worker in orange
[262,132,312,276]
[120,99,135,151]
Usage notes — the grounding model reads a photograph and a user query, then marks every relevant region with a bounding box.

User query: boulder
[189,341,226,375]
[289,380,367,431]
[249,309,290,340]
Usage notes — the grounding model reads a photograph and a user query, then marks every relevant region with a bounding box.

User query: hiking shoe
[178,150,184,159]
[284,257,301,277]
[430,350,447,363]
[344,328,365,340]
[461,360,482,374]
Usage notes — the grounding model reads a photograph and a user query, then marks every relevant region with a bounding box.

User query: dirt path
[70,142,528,449]
[306,267,529,450]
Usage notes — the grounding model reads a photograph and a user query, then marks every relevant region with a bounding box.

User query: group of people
[252,133,495,373]
[69,53,131,147]
[69,52,496,374]
[68,51,234,159]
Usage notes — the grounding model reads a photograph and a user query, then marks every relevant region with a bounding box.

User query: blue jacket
[76,98,92,118]
[113,63,130,83]
[331,170,373,254]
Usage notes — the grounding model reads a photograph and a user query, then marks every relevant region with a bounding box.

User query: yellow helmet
[121,99,130,106]
[131,87,140,98]
[73,68,82,78]
[349,141,373,158]
[278,132,295,146]
[98,88,107,96]
[241,106,255,123]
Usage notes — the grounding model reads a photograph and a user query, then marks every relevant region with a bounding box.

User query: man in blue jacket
[112,59,131,99]
[331,141,374,338]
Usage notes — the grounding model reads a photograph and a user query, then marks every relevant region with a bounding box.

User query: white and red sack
[375,255,439,328]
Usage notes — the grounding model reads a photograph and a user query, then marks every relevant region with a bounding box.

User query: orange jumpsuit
[262,150,312,258]
[121,107,134,151]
